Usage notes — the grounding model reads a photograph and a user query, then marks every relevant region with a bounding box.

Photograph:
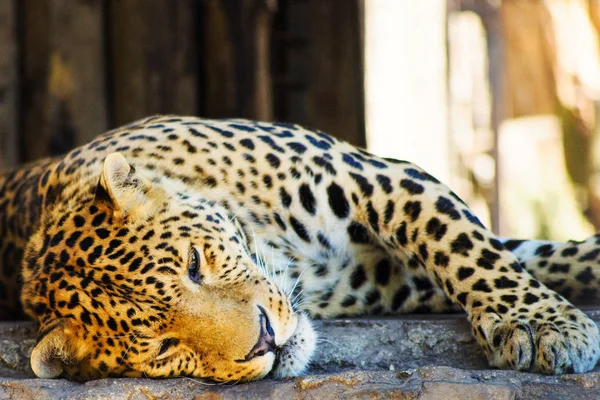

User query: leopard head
[21,152,315,381]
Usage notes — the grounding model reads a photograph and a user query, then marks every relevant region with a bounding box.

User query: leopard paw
[472,305,600,374]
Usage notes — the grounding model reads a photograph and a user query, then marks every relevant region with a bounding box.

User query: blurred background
[0,0,599,241]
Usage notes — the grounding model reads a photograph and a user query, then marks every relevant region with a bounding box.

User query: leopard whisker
[280,256,296,294]
[182,376,226,386]
[292,294,320,310]
[117,332,140,368]
[287,265,309,299]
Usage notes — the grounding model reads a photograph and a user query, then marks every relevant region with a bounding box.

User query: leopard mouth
[270,313,316,378]
[271,346,283,372]
[237,306,278,363]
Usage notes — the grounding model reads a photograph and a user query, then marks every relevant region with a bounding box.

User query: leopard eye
[158,338,179,356]
[188,247,202,284]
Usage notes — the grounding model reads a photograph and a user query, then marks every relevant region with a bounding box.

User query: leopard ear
[95,152,152,213]
[30,323,76,379]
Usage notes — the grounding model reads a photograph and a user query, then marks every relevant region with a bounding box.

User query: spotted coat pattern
[0,116,599,381]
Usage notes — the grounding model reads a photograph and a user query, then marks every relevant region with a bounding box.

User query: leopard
[0,115,599,382]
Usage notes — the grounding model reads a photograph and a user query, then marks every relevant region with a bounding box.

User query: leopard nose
[241,306,277,361]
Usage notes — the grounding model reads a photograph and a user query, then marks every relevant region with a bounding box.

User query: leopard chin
[271,313,316,378]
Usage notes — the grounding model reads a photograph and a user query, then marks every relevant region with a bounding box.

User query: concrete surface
[0,311,599,398]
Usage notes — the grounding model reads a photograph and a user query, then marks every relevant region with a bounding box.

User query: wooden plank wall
[21,0,108,161]
[0,0,366,169]
[109,0,199,126]
[272,0,366,147]
[0,0,18,169]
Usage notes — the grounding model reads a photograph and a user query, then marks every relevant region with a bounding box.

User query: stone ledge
[0,310,598,398]
[0,367,599,399]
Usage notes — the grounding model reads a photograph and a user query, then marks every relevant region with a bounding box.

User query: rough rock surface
[1,367,599,399]
[0,310,599,399]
